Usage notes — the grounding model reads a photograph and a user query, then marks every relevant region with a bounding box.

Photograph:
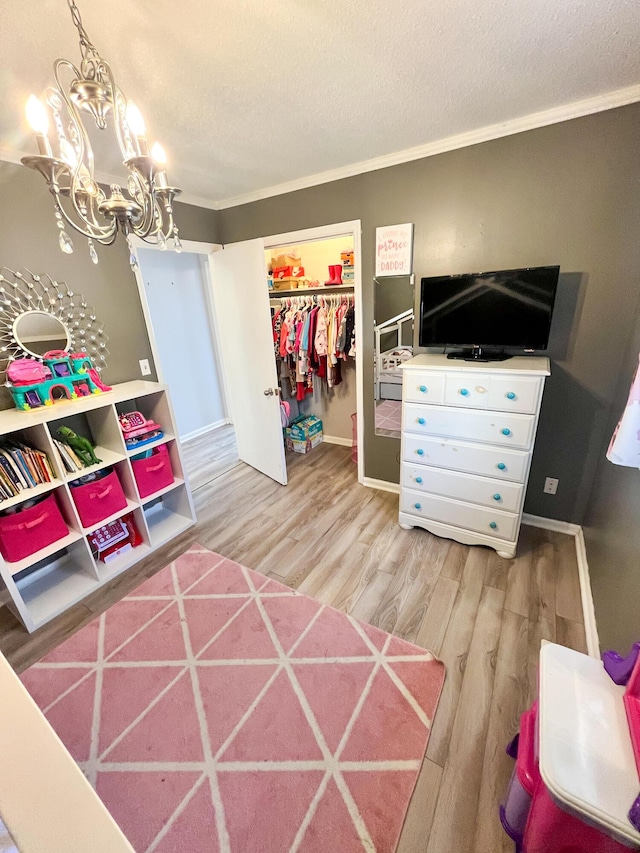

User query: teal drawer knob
[417,417,426,425]
[502,428,511,436]
[489,521,498,530]
[415,476,423,484]
[417,448,425,456]
[493,493,501,501]
[506,391,516,400]
[414,503,422,510]
[419,385,427,393]
[460,388,469,396]
[497,462,506,470]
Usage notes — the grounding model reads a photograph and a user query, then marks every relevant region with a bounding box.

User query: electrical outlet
[544,477,559,495]
[139,359,151,376]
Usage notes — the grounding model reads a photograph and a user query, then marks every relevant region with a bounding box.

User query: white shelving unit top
[0,381,165,434]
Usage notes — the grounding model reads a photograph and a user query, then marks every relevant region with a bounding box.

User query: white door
[137,248,226,440]
[209,239,287,485]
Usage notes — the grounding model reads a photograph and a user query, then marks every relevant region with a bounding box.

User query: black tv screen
[419,265,560,349]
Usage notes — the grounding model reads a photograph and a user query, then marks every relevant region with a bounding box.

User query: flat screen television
[419,265,560,361]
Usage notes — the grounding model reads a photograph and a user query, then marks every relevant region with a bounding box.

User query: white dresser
[399,354,550,558]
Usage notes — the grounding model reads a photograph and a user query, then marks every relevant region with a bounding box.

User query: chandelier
[21,0,181,266]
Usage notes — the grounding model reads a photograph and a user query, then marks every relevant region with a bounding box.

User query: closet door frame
[263,220,364,485]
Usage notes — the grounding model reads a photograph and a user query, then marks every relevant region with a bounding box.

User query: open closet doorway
[129,238,239,491]
[209,220,364,487]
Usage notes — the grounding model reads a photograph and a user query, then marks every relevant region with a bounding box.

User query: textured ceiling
[2,0,640,207]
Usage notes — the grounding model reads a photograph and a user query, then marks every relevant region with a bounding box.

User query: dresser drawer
[403,372,445,404]
[402,434,529,482]
[404,403,536,450]
[401,463,524,512]
[400,488,519,541]
[488,376,543,414]
[444,373,492,409]
[444,372,543,414]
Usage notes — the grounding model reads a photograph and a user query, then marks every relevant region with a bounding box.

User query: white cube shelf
[0,381,196,632]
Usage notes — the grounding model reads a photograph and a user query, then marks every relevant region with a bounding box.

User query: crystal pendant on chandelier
[173,228,182,253]
[20,0,182,259]
[129,251,138,270]
[59,229,74,254]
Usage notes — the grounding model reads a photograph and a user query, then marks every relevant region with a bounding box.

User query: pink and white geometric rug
[20,545,445,853]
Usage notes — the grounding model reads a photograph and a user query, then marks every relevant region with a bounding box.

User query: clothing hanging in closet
[270,294,355,403]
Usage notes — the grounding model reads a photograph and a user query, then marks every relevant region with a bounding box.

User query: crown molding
[3,81,640,212]
[215,82,640,209]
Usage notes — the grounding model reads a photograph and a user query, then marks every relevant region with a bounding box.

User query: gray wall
[583,302,640,652]
[219,103,640,524]
[0,161,220,404]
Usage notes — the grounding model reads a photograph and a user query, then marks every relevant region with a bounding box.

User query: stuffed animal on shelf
[57,426,102,467]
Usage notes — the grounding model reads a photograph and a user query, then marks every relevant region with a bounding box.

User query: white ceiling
[2,0,640,208]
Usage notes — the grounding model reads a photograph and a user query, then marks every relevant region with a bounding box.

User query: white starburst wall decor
[0,268,109,381]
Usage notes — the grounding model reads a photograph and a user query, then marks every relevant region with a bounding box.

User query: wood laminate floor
[0,430,587,853]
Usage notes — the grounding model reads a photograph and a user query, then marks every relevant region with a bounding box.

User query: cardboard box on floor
[285,415,323,454]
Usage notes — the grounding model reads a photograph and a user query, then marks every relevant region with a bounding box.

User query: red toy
[88,512,142,562]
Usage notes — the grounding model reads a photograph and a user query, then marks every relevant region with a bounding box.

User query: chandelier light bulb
[25,95,49,135]
[151,142,169,188]
[151,142,167,165]
[126,101,147,148]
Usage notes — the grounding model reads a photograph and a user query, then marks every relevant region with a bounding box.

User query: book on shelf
[53,439,85,473]
[0,440,55,503]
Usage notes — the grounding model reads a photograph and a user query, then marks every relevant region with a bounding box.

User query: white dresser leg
[497,549,516,559]
[399,522,413,530]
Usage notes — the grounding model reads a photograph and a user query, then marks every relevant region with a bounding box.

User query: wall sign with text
[375,223,414,276]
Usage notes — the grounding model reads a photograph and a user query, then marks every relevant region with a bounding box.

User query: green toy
[57,426,102,467]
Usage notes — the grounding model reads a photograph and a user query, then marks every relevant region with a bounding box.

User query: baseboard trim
[522,514,599,658]
[521,513,581,536]
[362,477,401,495]
[322,435,352,447]
[574,528,600,658]
[181,419,228,443]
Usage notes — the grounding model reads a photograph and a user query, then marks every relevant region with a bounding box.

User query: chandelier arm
[50,60,118,242]
[53,193,118,244]
[107,72,135,161]
[53,60,94,187]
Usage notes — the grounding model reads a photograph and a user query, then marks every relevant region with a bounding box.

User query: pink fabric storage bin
[131,444,174,499]
[71,469,127,528]
[0,492,69,563]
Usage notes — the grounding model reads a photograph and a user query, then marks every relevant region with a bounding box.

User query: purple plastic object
[506,732,520,760]
[499,803,523,853]
[602,643,640,685]
[629,793,640,833]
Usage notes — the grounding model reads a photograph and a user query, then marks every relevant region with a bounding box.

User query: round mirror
[13,312,70,358]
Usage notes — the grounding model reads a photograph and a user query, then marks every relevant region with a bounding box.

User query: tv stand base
[446,346,512,362]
